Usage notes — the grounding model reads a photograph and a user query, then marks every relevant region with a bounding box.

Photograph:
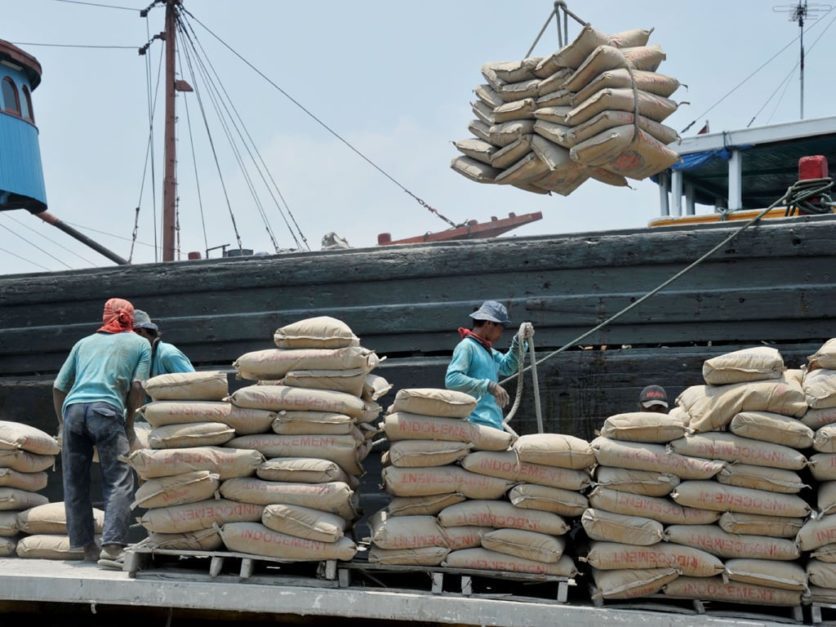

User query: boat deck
[0,558,791,626]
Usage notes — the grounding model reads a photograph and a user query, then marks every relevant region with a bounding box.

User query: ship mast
[162,0,180,262]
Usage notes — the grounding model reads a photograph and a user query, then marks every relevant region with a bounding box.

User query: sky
[1,0,835,274]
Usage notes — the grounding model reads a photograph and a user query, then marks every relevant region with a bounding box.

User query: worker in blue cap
[133,310,195,377]
[445,300,532,431]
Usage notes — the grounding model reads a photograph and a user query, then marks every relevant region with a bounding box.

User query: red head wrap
[98,298,134,334]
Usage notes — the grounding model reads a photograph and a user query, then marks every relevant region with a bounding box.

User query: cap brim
[469,313,511,326]
[641,400,669,409]
[135,323,159,332]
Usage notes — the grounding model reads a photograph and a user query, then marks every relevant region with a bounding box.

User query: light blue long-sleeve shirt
[151,341,195,377]
[445,336,523,430]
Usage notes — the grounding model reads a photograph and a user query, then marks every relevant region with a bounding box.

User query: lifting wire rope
[181,6,461,230]
[1,214,97,266]
[497,179,834,435]
[0,221,72,270]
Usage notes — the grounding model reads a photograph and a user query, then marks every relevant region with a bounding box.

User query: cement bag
[234,346,378,381]
[226,433,362,476]
[271,411,354,436]
[725,559,807,592]
[144,371,228,401]
[670,432,806,470]
[221,522,356,561]
[257,457,352,486]
[472,459,593,504]
[513,434,594,470]
[569,124,635,167]
[222,407,278,436]
[584,541,724,578]
[797,514,836,551]
[819,482,836,515]
[387,440,471,468]
[536,67,572,93]
[533,120,572,148]
[815,425,836,453]
[368,546,449,566]
[262,503,346,543]
[220,478,357,520]
[146,528,223,551]
[496,79,541,103]
[730,411,814,449]
[475,84,503,109]
[811,586,836,603]
[383,413,513,451]
[493,98,536,123]
[508,484,588,517]
[369,512,448,549]
[469,120,491,143]
[810,339,836,370]
[495,152,551,186]
[273,316,359,349]
[0,468,47,492]
[141,401,238,428]
[0,421,60,455]
[17,502,104,535]
[228,385,369,420]
[16,535,91,560]
[671,481,811,517]
[149,422,236,449]
[0,488,48,511]
[620,44,667,71]
[532,106,572,125]
[802,407,836,429]
[594,467,679,497]
[0,450,56,473]
[529,161,590,196]
[0,537,15,557]
[812,454,836,480]
[591,166,631,186]
[437,500,569,536]
[481,529,564,563]
[588,487,720,525]
[582,508,664,546]
[812,544,836,563]
[390,388,477,419]
[574,68,680,104]
[488,120,535,147]
[562,46,629,92]
[591,437,724,480]
[536,25,611,75]
[703,347,785,385]
[805,369,836,409]
[453,138,496,165]
[454,158,501,185]
[281,369,367,398]
[531,135,572,171]
[382,466,512,500]
[444,548,577,577]
[592,567,679,601]
[445,526,491,550]
[131,470,220,510]
[664,525,800,561]
[139,498,263,533]
[599,412,688,443]
[609,28,653,48]
[126,446,264,480]
[489,134,534,169]
[717,464,806,494]
[676,377,807,432]
[362,375,392,403]
[387,493,466,517]
[537,88,574,108]
[568,111,678,148]
[808,561,836,589]
[664,576,802,606]
[599,128,679,179]
[719,512,803,539]
[567,87,678,127]
[0,512,18,536]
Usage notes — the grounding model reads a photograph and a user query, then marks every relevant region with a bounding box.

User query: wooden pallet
[339,561,573,603]
[811,602,836,624]
[124,542,339,587]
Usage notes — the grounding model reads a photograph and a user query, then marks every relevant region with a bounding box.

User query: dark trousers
[61,402,133,548]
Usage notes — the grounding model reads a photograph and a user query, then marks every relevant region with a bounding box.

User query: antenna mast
[162,0,180,261]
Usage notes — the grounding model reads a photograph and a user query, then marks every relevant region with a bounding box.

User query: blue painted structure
[0,40,46,212]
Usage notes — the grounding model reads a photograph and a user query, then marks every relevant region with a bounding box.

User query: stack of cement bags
[0,421,57,557]
[15,502,104,559]
[586,412,726,601]
[216,317,384,562]
[127,371,265,551]
[794,340,836,603]
[661,347,810,607]
[374,399,583,580]
[452,24,681,196]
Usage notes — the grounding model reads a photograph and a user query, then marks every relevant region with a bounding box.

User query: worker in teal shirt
[133,310,195,377]
[445,300,531,430]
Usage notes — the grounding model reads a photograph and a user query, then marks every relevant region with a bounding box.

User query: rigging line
[45,0,137,10]
[766,67,798,126]
[175,43,209,254]
[176,24,244,251]
[179,16,303,250]
[0,246,50,272]
[10,42,136,49]
[178,23,282,253]
[147,15,163,262]
[181,15,308,250]
[182,8,460,229]
[0,214,96,265]
[0,221,73,269]
[525,8,556,58]
[680,6,834,133]
[64,221,156,247]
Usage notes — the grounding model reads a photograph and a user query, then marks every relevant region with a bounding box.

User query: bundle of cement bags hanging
[0,421,59,558]
[370,396,586,579]
[452,24,681,196]
[213,317,385,561]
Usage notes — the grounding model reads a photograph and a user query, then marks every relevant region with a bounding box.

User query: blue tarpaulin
[671,148,731,171]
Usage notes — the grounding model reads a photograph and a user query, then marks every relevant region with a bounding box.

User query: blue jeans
[62,402,134,548]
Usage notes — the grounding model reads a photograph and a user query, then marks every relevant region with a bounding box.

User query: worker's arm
[445,341,490,398]
[125,381,145,443]
[159,343,195,374]
[52,345,78,442]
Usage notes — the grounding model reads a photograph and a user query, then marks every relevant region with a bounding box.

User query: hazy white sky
[2,0,835,274]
